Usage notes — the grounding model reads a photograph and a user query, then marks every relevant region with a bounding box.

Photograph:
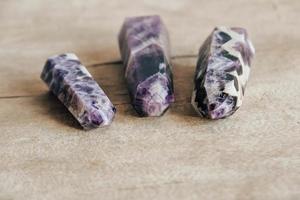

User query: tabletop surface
[0,1,299,199]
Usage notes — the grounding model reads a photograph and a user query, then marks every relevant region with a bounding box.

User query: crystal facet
[118,15,174,116]
[41,53,116,129]
[191,27,255,119]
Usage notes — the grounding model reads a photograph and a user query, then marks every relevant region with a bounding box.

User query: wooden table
[0,1,299,199]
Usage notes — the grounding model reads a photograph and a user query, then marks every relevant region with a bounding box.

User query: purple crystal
[118,15,174,116]
[41,53,116,129]
[191,27,255,119]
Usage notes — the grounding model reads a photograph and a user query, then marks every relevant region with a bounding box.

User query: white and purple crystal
[41,53,116,129]
[118,15,174,116]
[191,27,255,119]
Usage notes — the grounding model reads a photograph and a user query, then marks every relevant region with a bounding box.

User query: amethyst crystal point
[41,53,116,129]
[191,27,255,119]
[118,15,174,117]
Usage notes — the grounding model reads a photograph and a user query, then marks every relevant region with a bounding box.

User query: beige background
[0,0,299,199]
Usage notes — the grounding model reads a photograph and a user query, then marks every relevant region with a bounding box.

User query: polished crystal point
[118,15,174,116]
[41,53,116,129]
[191,27,255,119]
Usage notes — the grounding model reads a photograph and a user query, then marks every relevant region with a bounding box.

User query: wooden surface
[0,0,300,199]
